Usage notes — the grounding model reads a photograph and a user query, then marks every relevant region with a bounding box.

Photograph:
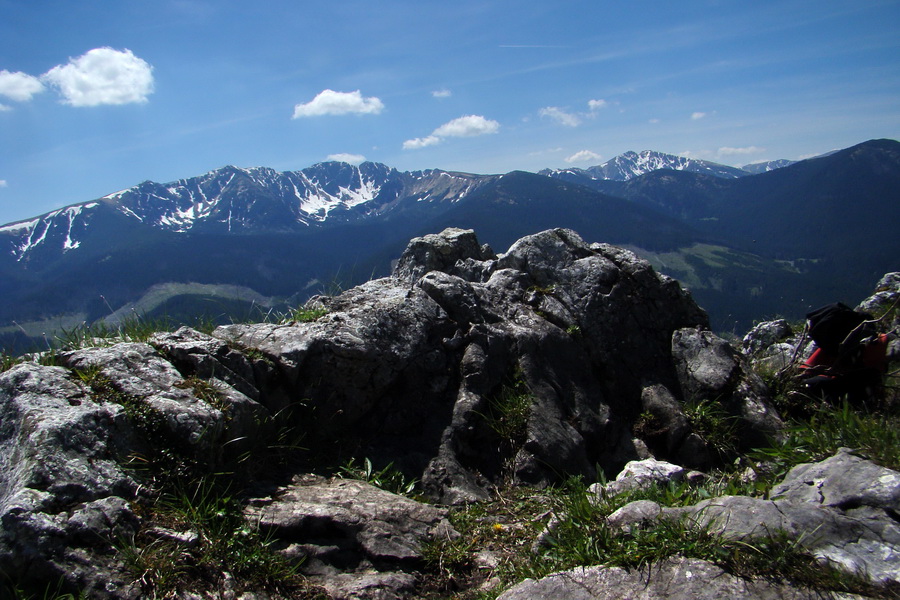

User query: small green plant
[632,410,664,438]
[120,475,317,598]
[1,352,22,373]
[482,373,533,447]
[286,307,329,324]
[509,477,896,598]
[175,375,229,412]
[420,531,476,587]
[526,284,556,296]
[0,576,85,600]
[53,313,175,350]
[420,486,552,597]
[338,457,418,495]
[683,397,738,458]
[752,400,900,477]
[227,403,310,481]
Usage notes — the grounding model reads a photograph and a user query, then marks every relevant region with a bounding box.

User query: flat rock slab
[496,556,869,600]
[244,477,457,599]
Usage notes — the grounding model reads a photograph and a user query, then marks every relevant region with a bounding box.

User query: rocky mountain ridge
[2,228,898,599]
[0,138,897,353]
[0,146,802,261]
[0,162,494,257]
[539,149,752,182]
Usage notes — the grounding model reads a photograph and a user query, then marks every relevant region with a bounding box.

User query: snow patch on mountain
[1,203,98,260]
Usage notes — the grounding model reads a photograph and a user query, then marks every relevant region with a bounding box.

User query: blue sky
[1,0,898,225]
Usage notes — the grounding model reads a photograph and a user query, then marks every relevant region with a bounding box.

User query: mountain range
[1,139,898,351]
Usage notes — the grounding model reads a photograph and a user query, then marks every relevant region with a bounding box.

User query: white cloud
[327,153,366,164]
[42,48,154,107]
[0,104,11,112]
[587,99,608,111]
[433,115,500,137]
[404,115,499,151]
[539,106,581,127]
[0,70,45,102]
[403,135,441,150]
[717,146,765,157]
[431,89,452,98]
[565,150,602,164]
[292,89,384,118]
[691,111,707,120]
[0,180,7,187]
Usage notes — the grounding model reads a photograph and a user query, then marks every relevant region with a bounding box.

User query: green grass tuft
[121,474,324,598]
[338,457,418,496]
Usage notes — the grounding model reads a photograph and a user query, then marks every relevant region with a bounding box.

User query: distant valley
[1,138,897,352]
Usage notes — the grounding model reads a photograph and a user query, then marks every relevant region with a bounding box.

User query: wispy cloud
[691,111,707,120]
[292,89,384,118]
[326,153,366,164]
[588,99,608,111]
[403,136,441,150]
[0,180,8,188]
[431,89,452,98]
[565,150,602,164]
[717,146,765,157]
[539,106,581,127]
[0,70,45,102]
[433,115,500,137]
[403,115,500,150]
[42,48,154,106]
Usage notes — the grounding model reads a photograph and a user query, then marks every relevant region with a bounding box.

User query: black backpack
[806,302,873,355]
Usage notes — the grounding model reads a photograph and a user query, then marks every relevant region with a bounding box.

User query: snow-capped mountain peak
[0,161,490,262]
[541,150,750,181]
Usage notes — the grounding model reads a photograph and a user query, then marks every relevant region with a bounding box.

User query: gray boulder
[856,272,900,327]
[771,447,900,510]
[496,556,868,600]
[0,339,273,597]
[588,458,688,499]
[672,327,784,452]
[244,476,457,600]
[57,341,270,467]
[607,449,900,588]
[0,363,141,598]
[742,319,794,356]
[216,228,723,502]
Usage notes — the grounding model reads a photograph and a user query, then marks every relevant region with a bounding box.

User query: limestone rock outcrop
[216,228,769,503]
[0,228,790,597]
